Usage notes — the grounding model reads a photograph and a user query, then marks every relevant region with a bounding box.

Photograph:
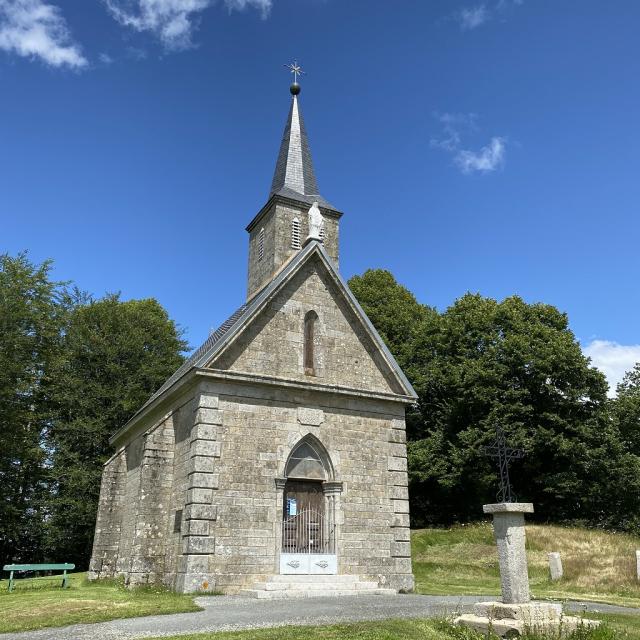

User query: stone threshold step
[252,581,379,591]
[240,588,397,599]
[266,575,365,583]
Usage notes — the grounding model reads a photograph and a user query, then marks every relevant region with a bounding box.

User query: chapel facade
[88,79,417,595]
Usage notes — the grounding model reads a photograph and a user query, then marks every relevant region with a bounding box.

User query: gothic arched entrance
[277,436,341,575]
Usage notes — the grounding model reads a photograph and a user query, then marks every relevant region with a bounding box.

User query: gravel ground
[1,594,639,640]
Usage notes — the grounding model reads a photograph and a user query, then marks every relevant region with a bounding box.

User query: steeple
[270,93,320,199]
[245,66,342,300]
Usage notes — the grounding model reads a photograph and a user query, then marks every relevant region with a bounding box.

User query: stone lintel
[483,502,534,514]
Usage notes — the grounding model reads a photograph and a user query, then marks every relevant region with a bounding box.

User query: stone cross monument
[455,426,598,636]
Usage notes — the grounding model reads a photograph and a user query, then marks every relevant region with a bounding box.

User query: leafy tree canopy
[46,294,188,565]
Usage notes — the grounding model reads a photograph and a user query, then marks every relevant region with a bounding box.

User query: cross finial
[285,61,304,83]
[482,425,525,503]
[285,61,305,95]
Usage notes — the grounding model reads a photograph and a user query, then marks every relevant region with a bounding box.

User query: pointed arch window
[258,227,265,261]
[285,440,325,480]
[291,217,301,250]
[304,310,318,375]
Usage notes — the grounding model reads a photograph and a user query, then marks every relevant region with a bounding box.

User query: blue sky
[2,0,639,393]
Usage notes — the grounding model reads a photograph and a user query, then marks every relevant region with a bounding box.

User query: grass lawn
[0,572,201,634]
[412,523,640,608]
[142,617,638,640]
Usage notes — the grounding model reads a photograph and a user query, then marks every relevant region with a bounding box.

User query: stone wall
[218,255,400,395]
[88,448,126,579]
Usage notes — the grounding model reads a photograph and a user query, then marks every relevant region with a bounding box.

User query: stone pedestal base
[455,601,600,638]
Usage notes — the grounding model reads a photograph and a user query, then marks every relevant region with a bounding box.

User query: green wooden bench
[3,563,75,592]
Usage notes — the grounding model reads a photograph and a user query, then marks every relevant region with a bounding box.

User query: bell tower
[246,68,342,299]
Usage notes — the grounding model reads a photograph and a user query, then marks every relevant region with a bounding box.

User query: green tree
[614,363,640,454]
[46,294,188,567]
[0,253,69,563]
[348,269,433,372]
[407,293,615,525]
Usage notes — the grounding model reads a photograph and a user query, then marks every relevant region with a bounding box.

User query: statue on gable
[307,201,324,242]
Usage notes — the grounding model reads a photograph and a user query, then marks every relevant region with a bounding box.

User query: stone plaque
[297,407,324,427]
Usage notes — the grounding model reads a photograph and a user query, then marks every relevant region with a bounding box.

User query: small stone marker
[636,550,640,580]
[548,552,563,581]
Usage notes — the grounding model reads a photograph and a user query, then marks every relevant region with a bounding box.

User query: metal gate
[280,508,337,574]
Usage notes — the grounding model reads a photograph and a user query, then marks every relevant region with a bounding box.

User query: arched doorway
[278,436,340,575]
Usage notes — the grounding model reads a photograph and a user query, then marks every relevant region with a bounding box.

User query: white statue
[307,201,324,242]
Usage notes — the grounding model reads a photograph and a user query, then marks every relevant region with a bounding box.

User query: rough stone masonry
[88,82,417,595]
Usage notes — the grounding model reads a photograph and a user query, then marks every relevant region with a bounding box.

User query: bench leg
[62,570,68,589]
[8,571,14,593]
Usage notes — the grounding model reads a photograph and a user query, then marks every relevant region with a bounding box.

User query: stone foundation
[456,601,599,637]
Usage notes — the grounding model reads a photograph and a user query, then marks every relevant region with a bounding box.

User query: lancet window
[304,310,318,375]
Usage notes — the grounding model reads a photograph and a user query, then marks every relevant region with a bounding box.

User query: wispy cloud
[0,0,87,68]
[455,137,506,174]
[431,112,507,175]
[455,0,522,31]
[459,5,488,31]
[105,0,272,50]
[583,339,640,397]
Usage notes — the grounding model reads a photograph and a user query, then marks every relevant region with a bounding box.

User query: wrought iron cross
[482,425,524,503]
[285,61,305,83]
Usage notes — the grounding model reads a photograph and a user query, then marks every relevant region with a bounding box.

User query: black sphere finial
[290,82,301,96]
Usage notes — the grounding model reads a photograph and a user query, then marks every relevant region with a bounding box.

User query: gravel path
[2,594,639,640]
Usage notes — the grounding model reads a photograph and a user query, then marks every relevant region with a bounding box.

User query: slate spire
[270,84,321,199]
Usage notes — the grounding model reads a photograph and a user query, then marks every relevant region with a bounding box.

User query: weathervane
[482,425,524,503]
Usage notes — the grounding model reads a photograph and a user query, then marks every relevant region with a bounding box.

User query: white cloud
[455,137,506,174]
[459,5,487,31]
[431,112,507,175]
[105,0,272,50]
[583,339,640,397]
[0,0,87,68]
[456,0,522,31]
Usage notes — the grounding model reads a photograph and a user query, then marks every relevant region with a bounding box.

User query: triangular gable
[201,242,417,399]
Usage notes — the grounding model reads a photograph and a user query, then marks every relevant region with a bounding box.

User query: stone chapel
[88,78,417,597]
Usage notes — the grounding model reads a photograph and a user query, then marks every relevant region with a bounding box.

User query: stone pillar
[88,449,126,580]
[274,477,287,571]
[322,481,343,555]
[548,552,563,581]
[175,392,221,593]
[483,502,534,604]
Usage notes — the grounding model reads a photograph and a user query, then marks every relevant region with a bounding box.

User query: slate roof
[269,95,338,212]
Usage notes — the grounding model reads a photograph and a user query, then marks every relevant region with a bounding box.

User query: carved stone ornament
[297,407,324,427]
[315,561,329,569]
[286,560,300,569]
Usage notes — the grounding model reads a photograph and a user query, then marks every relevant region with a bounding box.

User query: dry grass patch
[413,523,640,606]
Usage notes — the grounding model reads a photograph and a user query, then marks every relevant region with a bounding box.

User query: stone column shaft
[483,502,534,604]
